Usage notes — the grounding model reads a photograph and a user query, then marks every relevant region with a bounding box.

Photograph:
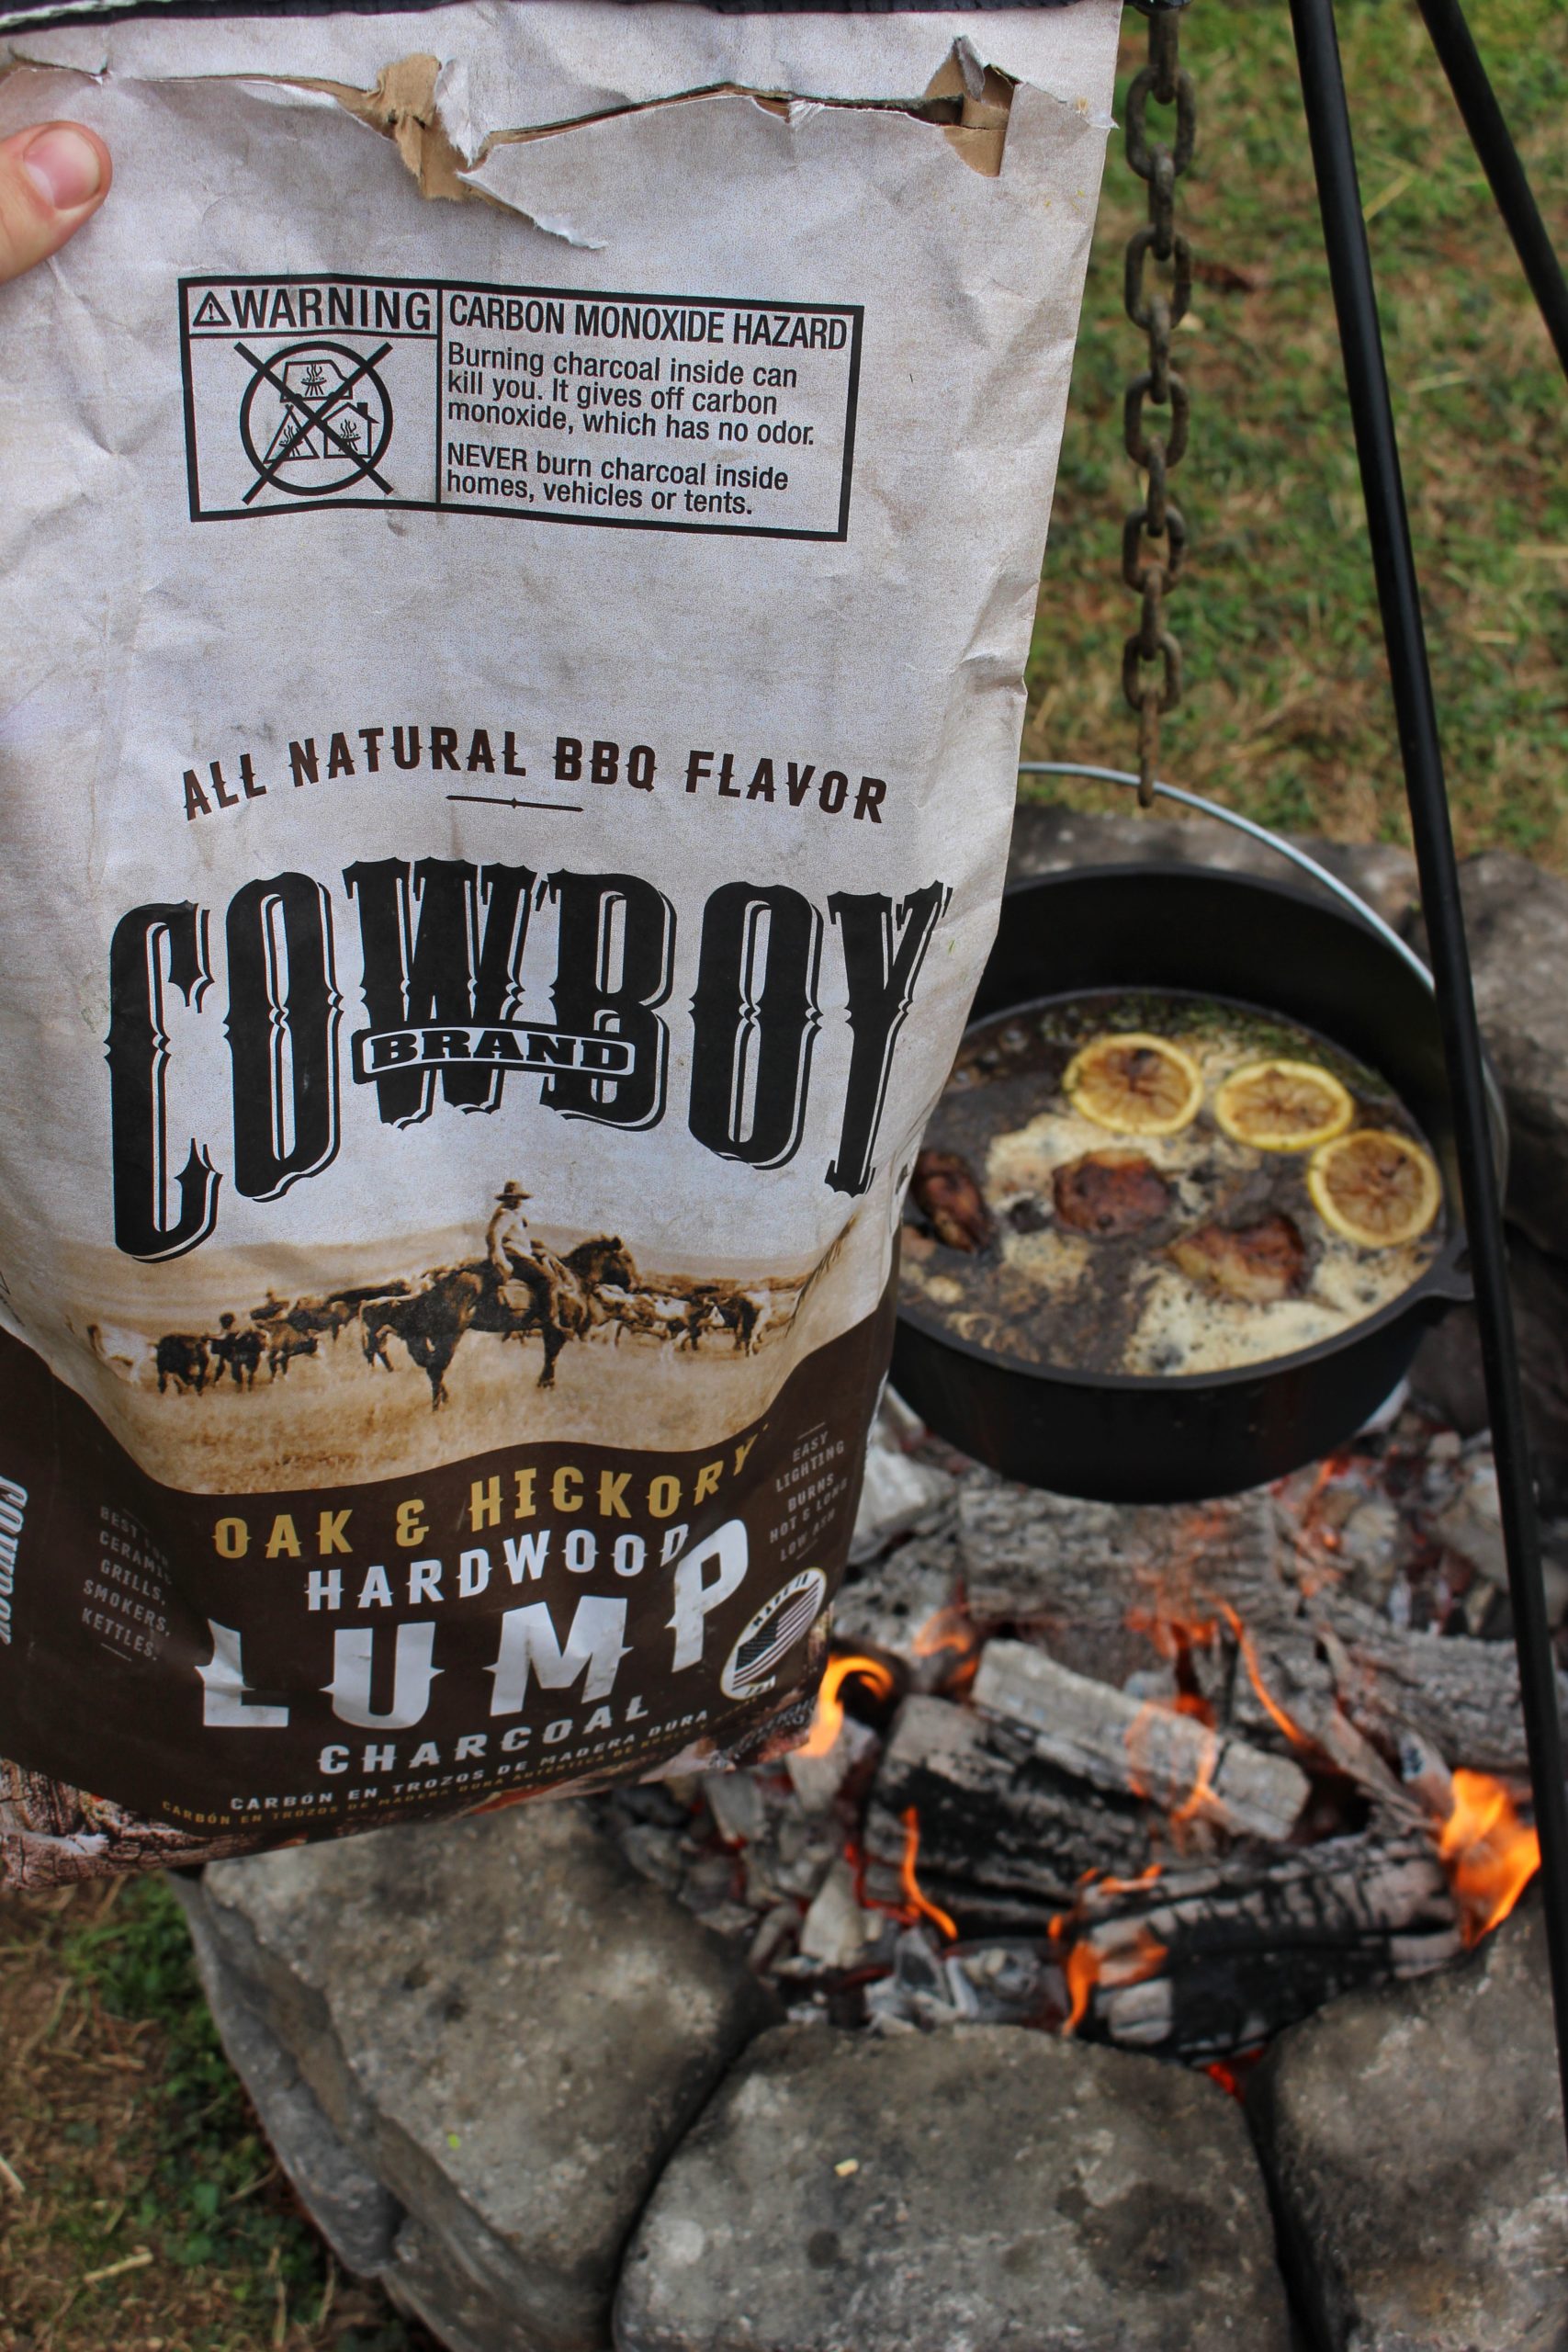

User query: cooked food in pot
[901,989,1444,1378]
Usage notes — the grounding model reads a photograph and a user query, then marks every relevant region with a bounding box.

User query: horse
[367,1238,635,1408]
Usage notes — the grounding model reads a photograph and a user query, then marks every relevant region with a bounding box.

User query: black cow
[210,1322,265,1390]
[155,1333,209,1396]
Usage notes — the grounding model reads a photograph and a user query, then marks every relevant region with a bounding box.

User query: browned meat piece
[1169,1213,1306,1304]
[1053,1148,1172,1238]
[910,1149,995,1253]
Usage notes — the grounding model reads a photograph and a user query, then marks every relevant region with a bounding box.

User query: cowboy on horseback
[485,1182,568,1298]
[486,1180,534,1278]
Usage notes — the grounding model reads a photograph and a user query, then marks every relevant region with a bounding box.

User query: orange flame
[912,1604,974,1660]
[1126,1605,1218,1662]
[1169,1726,1220,1831]
[1095,1863,1164,1900]
[1438,1769,1540,1944]
[897,1806,957,1941]
[911,1603,981,1693]
[1059,1924,1167,2036]
[1050,1871,1167,2036]
[1123,1700,1219,1835]
[1125,1606,1219,1729]
[1062,1938,1100,2034]
[1123,1699,1161,1803]
[1218,1600,1314,1752]
[798,1653,896,1758]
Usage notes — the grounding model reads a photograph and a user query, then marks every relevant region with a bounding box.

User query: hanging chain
[1122,5,1197,808]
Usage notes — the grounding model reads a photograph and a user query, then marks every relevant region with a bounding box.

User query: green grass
[57,1882,330,2295]
[1026,0,1568,868]
[1,1873,430,2350]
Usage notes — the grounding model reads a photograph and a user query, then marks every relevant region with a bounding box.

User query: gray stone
[197,1801,774,2352]
[1432,852,1568,1259]
[615,2022,1292,2352]
[1007,801,1421,932]
[173,1876,403,2278]
[1411,1222,1568,1513]
[386,2215,550,2352]
[1249,1896,1568,2352]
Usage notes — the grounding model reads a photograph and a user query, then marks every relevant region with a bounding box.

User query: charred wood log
[864,1695,1151,1930]
[1066,1831,1462,2063]
[973,1639,1311,1844]
[955,1468,1565,1783]
[1308,1588,1568,1781]
[958,1479,1292,1694]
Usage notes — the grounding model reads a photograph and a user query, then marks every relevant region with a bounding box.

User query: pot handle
[1421,1238,1474,1311]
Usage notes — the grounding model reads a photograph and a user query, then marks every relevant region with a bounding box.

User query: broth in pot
[901,989,1445,1380]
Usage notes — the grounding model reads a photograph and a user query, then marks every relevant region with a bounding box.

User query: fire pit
[601,1396,1544,2065]
[174,1389,1566,2352]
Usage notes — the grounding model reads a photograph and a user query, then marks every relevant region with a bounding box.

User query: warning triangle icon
[191,290,230,327]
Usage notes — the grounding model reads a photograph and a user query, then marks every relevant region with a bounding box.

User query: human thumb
[0,121,109,286]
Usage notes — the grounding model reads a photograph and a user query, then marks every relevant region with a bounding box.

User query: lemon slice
[1307,1129,1441,1248]
[1214,1058,1355,1153]
[1063,1033,1201,1137]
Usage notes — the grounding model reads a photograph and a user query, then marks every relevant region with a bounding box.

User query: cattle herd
[128,1243,802,1412]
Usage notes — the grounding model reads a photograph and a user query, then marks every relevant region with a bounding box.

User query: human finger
[0,120,110,286]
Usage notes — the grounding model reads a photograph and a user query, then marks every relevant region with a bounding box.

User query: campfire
[604,1400,1545,2069]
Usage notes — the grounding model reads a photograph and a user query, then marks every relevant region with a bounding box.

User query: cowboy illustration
[487,1182,539,1284]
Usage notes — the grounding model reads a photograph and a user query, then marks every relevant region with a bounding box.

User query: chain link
[1122,6,1197,807]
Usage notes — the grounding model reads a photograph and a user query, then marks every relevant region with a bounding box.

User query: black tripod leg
[1416,0,1568,385]
[1290,0,1568,2161]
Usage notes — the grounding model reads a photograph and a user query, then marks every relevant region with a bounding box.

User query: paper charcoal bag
[0,0,1119,1883]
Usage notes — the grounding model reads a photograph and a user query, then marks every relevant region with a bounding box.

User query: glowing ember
[1438,1769,1540,1944]
[898,1806,958,1941]
[798,1652,896,1758]
[1203,2055,1262,2100]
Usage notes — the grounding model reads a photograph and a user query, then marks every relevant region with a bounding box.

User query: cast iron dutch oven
[891,863,1506,1504]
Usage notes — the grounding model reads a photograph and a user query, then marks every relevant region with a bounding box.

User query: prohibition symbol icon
[236,336,395,504]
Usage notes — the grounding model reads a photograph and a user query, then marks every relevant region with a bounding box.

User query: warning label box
[179,276,863,539]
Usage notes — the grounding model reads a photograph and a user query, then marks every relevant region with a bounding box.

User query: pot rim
[897,859,1495,1398]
